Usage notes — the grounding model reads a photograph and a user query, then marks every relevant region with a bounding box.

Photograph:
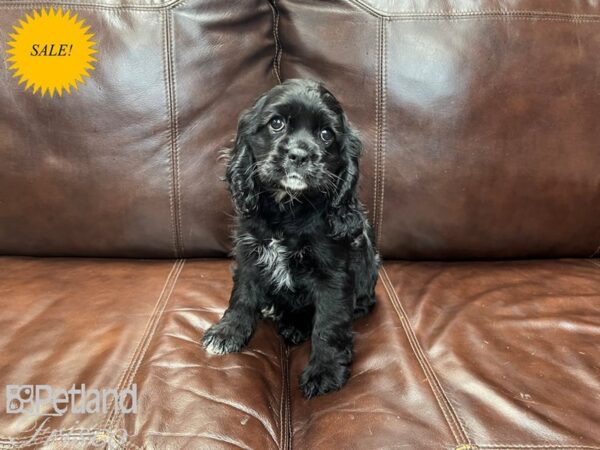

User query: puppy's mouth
[280,173,307,191]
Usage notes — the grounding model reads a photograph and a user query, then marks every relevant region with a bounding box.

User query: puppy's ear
[327,114,364,239]
[332,113,362,207]
[225,94,267,216]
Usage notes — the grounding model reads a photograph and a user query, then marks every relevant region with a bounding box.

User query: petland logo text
[6,384,137,416]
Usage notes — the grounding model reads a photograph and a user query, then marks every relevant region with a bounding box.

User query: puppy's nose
[287,148,309,166]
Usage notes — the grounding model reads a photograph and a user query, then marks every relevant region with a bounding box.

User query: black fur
[202,79,380,398]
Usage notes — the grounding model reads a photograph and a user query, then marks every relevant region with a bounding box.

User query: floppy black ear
[225,94,268,216]
[332,113,362,207]
[327,114,365,239]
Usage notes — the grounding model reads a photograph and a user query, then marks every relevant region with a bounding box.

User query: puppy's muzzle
[281,148,311,191]
[287,148,309,167]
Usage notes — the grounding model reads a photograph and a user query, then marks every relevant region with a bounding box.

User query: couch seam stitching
[164,9,184,257]
[0,0,184,11]
[279,341,284,448]
[268,0,282,84]
[161,10,178,258]
[376,18,387,245]
[285,345,291,450]
[101,259,180,433]
[344,0,600,20]
[379,266,468,445]
[110,259,185,432]
[2,5,597,21]
[382,267,472,443]
[100,259,179,431]
[381,16,600,23]
[379,268,460,444]
[279,342,291,450]
[372,17,382,244]
[103,259,185,433]
[169,8,184,257]
[2,2,600,18]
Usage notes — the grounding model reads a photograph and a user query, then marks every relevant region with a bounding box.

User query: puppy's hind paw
[202,322,248,355]
[299,362,350,399]
[278,324,310,346]
[352,295,376,320]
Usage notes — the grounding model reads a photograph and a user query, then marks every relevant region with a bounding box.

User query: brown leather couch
[1,1,599,448]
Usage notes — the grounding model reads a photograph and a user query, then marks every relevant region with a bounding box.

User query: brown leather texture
[0,257,598,448]
[1,1,600,449]
[2,0,600,259]
[278,0,600,259]
[382,259,600,446]
[0,0,276,258]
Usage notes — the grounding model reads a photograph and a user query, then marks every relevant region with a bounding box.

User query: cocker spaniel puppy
[202,79,380,398]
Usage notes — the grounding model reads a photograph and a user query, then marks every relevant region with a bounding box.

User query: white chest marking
[256,238,294,292]
[237,233,293,292]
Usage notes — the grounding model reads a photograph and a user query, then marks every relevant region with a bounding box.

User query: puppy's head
[226,79,362,215]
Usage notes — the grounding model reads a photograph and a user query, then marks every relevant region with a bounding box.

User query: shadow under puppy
[203,79,380,398]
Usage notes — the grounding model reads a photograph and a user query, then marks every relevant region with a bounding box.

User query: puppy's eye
[269,116,286,132]
[319,128,334,142]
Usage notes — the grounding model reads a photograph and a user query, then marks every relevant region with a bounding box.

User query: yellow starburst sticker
[6,8,97,97]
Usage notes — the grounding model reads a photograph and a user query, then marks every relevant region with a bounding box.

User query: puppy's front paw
[202,321,248,355]
[299,361,350,398]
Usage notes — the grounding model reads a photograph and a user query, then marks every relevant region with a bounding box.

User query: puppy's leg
[299,282,353,398]
[352,231,380,320]
[202,267,260,355]
[277,305,314,346]
[353,294,376,320]
[352,266,377,320]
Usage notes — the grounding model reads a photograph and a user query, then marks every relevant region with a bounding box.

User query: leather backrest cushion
[0,0,276,257]
[2,0,600,260]
[278,0,600,259]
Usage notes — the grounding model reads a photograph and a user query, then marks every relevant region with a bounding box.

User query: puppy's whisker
[321,179,338,197]
[325,171,344,183]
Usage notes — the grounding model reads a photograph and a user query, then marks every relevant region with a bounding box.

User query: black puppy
[202,79,380,398]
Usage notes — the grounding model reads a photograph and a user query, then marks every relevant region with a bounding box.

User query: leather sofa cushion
[381,259,600,446]
[1,257,598,448]
[0,0,276,258]
[3,0,600,261]
[278,0,600,259]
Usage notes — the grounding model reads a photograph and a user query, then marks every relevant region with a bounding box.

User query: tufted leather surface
[0,257,598,448]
